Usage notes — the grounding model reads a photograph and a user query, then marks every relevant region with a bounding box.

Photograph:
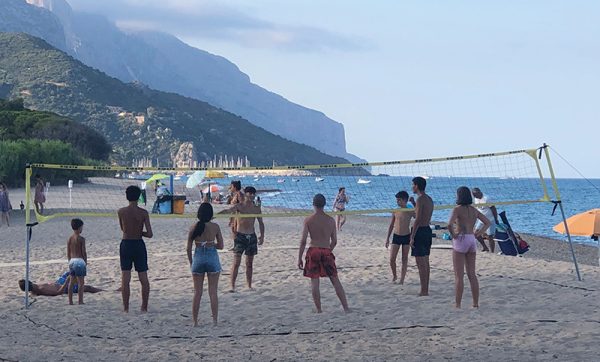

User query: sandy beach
[1,207,599,361]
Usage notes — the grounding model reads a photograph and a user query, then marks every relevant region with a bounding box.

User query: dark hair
[126,185,142,201]
[244,186,257,194]
[456,186,473,206]
[191,203,214,240]
[412,177,426,191]
[313,193,326,208]
[71,218,84,230]
[395,191,409,201]
[231,180,242,191]
[338,187,345,193]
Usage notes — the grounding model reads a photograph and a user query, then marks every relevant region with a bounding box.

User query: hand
[409,197,416,204]
[258,235,264,245]
[297,258,304,270]
[409,237,415,248]
[385,239,390,249]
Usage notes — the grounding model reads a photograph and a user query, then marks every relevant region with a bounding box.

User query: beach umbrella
[553,209,600,266]
[202,184,223,194]
[144,173,170,184]
[186,171,207,189]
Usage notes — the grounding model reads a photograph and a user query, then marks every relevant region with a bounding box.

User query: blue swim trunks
[191,246,221,274]
[56,272,79,293]
[68,258,87,277]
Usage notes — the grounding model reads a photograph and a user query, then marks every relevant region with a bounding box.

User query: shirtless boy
[385,191,415,284]
[298,194,349,313]
[66,218,87,305]
[118,185,153,313]
[220,186,264,292]
[409,177,434,296]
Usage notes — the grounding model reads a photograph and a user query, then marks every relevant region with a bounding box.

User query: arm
[118,211,124,232]
[215,226,224,250]
[475,211,491,238]
[186,225,194,265]
[490,206,499,224]
[447,208,458,239]
[410,197,424,247]
[142,211,153,238]
[298,220,309,269]
[330,222,338,251]
[386,214,396,248]
[218,204,239,215]
[257,217,265,245]
[67,239,71,260]
[81,238,87,263]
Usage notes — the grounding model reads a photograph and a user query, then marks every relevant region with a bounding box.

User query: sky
[67,0,599,178]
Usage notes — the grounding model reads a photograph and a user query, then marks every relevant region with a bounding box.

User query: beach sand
[1,208,599,361]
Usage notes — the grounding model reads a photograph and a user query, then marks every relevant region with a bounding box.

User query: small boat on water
[253,178,260,182]
[292,178,300,182]
[315,177,324,182]
[277,179,286,183]
[357,178,371,184]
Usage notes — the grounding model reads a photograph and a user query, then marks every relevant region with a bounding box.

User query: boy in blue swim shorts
[66,218,87,305]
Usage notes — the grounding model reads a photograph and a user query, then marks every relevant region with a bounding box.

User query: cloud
[66,0,369,52]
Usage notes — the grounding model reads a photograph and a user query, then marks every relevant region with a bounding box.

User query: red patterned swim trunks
[303,247,338,278]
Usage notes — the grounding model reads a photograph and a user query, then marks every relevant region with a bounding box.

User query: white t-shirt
[474,196,494,222]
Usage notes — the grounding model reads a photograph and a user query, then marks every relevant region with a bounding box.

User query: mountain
[0,32,351,167]
[10,0,362,162]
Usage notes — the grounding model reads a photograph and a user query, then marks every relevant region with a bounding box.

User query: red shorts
[303,247,338,278]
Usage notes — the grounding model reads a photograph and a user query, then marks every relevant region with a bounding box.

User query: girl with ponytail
[186,202,224,326]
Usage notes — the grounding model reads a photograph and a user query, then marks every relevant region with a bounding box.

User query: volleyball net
[24,145,559,223]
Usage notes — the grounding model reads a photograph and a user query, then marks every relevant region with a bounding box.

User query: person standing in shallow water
[298,193,349,313]
[448,186,490,308]
[187,203,223,327]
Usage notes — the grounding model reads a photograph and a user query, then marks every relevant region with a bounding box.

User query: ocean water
[206,176,600,245]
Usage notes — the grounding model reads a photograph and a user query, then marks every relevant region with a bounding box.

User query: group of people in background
[18,175,500,325]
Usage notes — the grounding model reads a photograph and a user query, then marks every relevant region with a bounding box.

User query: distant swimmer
[220,186,264,292]
[448,187,491,308]
[385,191,415,284]
[298,194,349,313]
[409,177,434,297]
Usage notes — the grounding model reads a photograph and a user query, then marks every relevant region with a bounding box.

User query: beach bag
[494,223,517,256]
[515,233,530,254]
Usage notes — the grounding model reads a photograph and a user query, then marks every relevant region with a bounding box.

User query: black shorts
[233,233,258,256]
[411,227,433,257]
[120,239,148,272]
[392,233,410,246]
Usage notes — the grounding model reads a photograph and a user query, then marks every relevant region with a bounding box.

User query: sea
[197,176,600,245]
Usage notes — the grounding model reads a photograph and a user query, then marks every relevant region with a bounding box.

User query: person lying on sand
[19,272,102,297]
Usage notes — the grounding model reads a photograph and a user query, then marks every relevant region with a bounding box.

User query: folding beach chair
[494,211,529,256]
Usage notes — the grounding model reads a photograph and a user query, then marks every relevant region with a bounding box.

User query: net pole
[543,144,582,281]
[24,165,31,309]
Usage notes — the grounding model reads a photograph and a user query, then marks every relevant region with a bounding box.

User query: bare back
[414,194,434,227]
[67,234,85,260]
[449,205,490,236]
[192,222,219,243]
[305,212,336,249]
[118,205,152,240]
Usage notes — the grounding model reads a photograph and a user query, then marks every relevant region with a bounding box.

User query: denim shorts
[68,258,87,277]
[191,247,221,274]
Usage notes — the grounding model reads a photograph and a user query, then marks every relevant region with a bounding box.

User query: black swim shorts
[120,239,149,272]
[411,227,433,257]
[233,232,258,256]
[392,233,411,246]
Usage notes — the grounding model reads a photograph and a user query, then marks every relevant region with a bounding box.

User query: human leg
[138,271,150,312]
[229,254,242,292]
[121,271,131,312]
[400,245,410,285]
[192,273,205,327]
[310,278,322,313]
[329,276,350,312]
[465,252,479,308]
[389,244,400,282]
[453,251,465,308]
[207,272,220,325]
[245,255,254,289]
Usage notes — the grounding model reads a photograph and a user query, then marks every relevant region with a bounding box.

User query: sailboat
[315,177,324,182]
[357,178,371,184]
